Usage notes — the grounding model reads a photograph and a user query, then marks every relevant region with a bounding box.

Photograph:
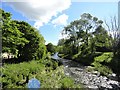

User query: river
[52,53,120,89]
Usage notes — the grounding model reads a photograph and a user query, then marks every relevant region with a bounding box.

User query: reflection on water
[51,52,60,60]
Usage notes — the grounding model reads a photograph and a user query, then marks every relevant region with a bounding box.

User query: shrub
[94,52,113,63]
[1,60,82,88]
[91,52,113,76]
[60,77,74,88]
[92,61,112,76]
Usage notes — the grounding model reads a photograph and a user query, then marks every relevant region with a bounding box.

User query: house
[2,52,15,59]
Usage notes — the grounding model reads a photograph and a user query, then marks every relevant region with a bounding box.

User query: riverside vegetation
[1,9,120,89]
[57,13,120,78]
[1,9,81,88]
[1,59,81,88]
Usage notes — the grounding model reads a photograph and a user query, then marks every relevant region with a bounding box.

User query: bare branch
[104,19,111,35]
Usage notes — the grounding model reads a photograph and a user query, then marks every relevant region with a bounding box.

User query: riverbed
[52,53,120,89]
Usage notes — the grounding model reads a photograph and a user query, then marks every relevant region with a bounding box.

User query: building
[2,52,15,59]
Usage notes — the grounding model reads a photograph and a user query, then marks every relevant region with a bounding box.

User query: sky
[1,0,119,45]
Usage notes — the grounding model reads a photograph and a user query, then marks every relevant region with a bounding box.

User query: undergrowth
[1,59,81,88]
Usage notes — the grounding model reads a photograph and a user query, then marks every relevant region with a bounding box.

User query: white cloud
[52,14,68,26]
[7,0,71,29]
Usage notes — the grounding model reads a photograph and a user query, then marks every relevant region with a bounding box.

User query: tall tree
[2,9,46,61]
[2,9,28,57]
[62,13,103,56]
[105,16,120,56]
[105,16,120,78]
[93,25,113,52]
[46,43,56,54]
[14,20,46,61]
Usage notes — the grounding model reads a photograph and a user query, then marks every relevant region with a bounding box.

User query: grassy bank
[1,59,81,88]
[60,52,114,76]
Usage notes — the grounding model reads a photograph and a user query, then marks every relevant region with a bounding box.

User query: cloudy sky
[1,0,119,45]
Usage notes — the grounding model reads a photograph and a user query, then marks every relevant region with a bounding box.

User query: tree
[58,39,65,46]
[14,20,46,61]
[62,13,103,57]
[2,9,29,57]
[105,16,120,78]
[93,25,113,52]
[117,38,120,57]
[0,9,2,61]
[2,9,46,61]
[105,16,120,56]
[46,43,56,54]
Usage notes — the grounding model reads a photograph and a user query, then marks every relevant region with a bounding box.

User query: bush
[91,52,113,76]
[94,52,113,63]
[60,77,74,88]
[1,60,82,88]
[92,61,112,76]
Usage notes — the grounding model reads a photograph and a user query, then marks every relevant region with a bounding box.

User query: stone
[107,80,119,85]
[106,85,113,89]
[103,76,108,80]
[65,65,68,67]
[62,59,120,89]
[100,82,108,88]
[65,73,69,76]
[92,71,98,74]
[112,73,116,77]
[87,85,98,89]
[75,68,83,71]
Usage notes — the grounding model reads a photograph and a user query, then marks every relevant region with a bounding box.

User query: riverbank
[60,58,120,89]
[1,59,82,88]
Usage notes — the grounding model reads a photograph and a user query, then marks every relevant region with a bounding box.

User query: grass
[1,59,82,88]
[94,52,113,63]
[91,52,113,76]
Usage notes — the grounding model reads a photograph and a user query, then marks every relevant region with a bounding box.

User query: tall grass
[1,59,81,88]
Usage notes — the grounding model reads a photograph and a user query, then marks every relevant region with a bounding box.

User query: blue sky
[1,0,118,45]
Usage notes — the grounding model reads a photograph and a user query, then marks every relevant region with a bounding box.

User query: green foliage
[2,9,29,56]
[58,39,66,46]
[92,62,112,76]
[93,26,113,52]
[14,21,46,61]
[59,13,111,60]
[85,66,95,72]
[94,52,113,63]
[60,77,74,88]
[57,46,64,54]
[1,60,81,88]
[116,38,120,57]
[112,38,120,76]
[45,52,51,59]
[72,51,82,60]
[57,13,116,76]
[46,43,56,54]
[2,9,47,61]
[39,58,59,70]
[109,57,120,76]
[91,52,113,76]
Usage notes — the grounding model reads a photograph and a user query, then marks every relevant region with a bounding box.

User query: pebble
[61,59,120,89]
[87,85,98,88]
[65,65,68,67]
[65,73,69,76]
